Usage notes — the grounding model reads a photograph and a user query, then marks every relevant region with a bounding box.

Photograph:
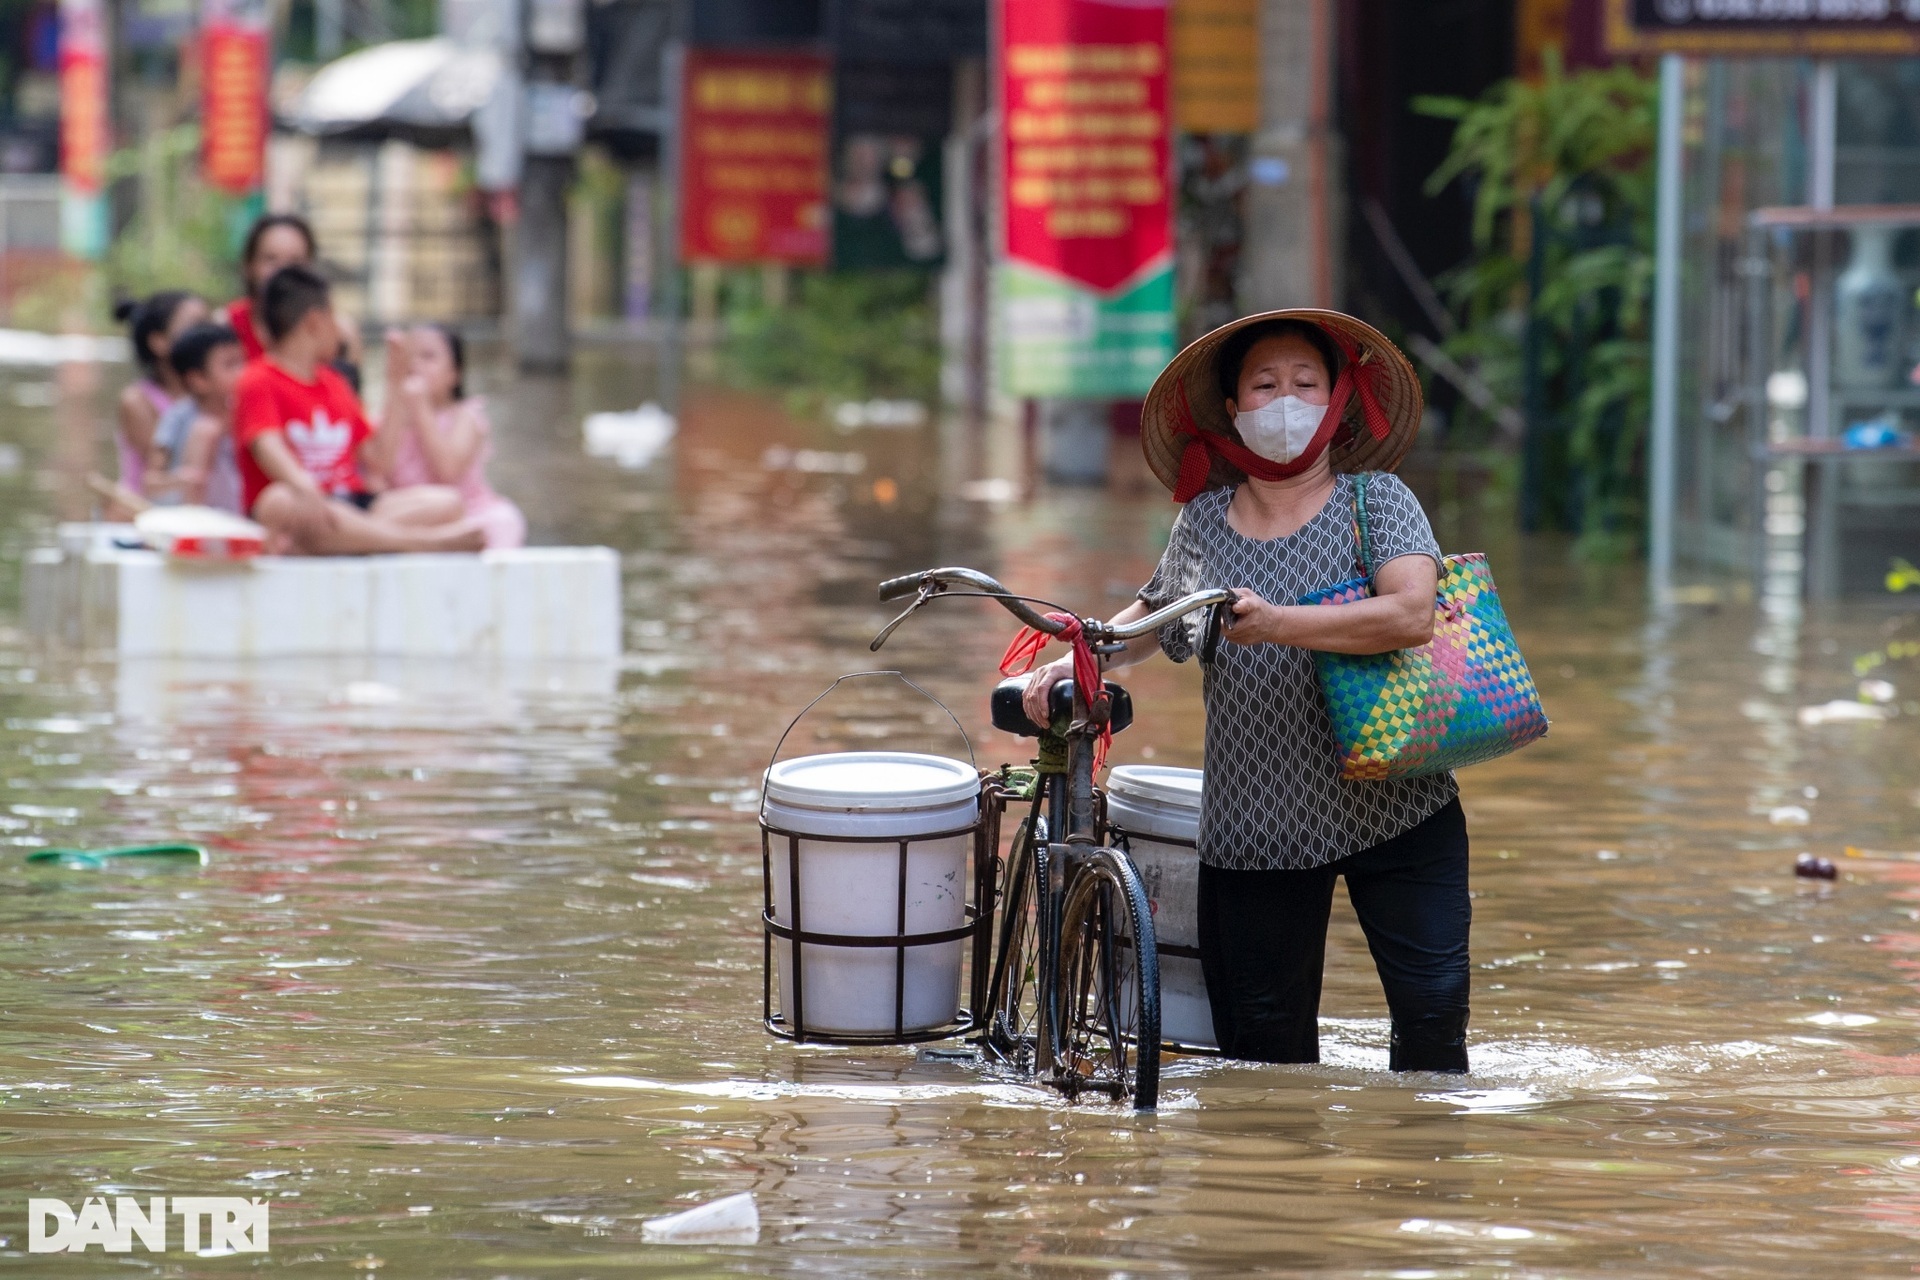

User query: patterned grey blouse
[1137,473,1458,871]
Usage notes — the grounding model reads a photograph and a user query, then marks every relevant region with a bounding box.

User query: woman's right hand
[1021,656,1077,728]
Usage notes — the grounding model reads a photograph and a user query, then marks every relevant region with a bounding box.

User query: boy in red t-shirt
[233,265,481,555]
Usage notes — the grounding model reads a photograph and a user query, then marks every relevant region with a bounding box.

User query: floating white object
[1106,765,1213,1049]
[0,329,126,366]
[958,477,1019,504]
[760,445,865,475]
[1768,805,1811,826]
[135,505,267,561]
[762,753,978,1036]
[583,402,676,469]
[831,398,927,431]
[640,1192,759,1245]
[24,535,620,660]
[1860,679,1898,704]
[1797,700,1892,726]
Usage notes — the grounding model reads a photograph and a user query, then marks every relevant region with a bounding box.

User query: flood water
[5,348,1920,1276]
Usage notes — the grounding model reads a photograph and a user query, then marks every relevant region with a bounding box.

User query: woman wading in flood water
[1023,310,1471,1071]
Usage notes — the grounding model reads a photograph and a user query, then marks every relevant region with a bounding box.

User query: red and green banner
[998,0,1175,398]
[201,8,268,196]
[57,0,107,258]
[679,49,831,265]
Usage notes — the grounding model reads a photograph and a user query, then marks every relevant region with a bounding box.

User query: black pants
[1197,798,1471,1072]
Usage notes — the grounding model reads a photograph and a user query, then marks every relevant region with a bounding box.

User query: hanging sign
[1172,0,1258,134]
[999,0,1175,399]
[1607,0,1920,54]
[201,0,268,196]
[678,49,830,265]
[57,0,107,259]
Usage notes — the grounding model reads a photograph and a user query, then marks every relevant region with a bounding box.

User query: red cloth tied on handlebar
[999,612,1110,770]
[1170,327,1393,503]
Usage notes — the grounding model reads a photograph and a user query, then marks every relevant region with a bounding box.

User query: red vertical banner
[678,49,831,265]
[202,23,269,194]
[57,0,104,196]
[57,0,107,258]
[1001,0,1171,291]
[998,0,1175,397]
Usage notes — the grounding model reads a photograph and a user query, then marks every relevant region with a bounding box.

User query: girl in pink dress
[371,324,526,549]
[113,291,209,496]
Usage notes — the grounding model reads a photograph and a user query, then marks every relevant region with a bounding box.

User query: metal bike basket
[1102,765,1219,1055]
[759,673,1001,1046]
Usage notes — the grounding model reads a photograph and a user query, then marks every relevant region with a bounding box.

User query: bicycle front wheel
[1048,846,1161,1111]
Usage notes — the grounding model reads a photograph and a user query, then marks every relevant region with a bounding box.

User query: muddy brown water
[4,354,1920,1276]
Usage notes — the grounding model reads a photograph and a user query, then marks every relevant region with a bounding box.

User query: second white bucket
[763,752,980,1037]
[1106,765,1214,1049]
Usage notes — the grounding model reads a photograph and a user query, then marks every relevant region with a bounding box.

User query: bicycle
[871,566,1235,1112]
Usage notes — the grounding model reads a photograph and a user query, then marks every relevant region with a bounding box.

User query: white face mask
[1233,396,1329,465]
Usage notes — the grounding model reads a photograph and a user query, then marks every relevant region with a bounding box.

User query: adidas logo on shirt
[285,411,353,476]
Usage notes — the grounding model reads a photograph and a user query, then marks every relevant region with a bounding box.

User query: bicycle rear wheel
[1048,846,1161,1111]
[982,811,1047,1070]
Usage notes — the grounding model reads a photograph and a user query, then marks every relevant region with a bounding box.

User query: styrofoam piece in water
[25,535,621,660]
[370,554,491,656]
[486,546,622,660]
[583,402,675,469]
[115,550,374,657]
[1108,765,1214,1050]
[640,1192,758,1245]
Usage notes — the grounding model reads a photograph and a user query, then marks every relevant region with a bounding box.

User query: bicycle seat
[991,676,1134,738]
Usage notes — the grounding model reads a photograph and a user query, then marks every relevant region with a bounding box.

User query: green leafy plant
[722,269,940,411]
[103,124,242,307]
[1417,52,1657,557]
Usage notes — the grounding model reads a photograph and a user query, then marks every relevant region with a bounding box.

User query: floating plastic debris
[1798,701,1892,726]
[1861,679,1898,704]
[0,329,126,365]
[640,1192,758,1245]
[583,403,676,469]
[959,477,1019,504]
[26,843,207,869]
[831,399,927,431]
[1795,853,1836,880]
[760,446,865,475]
[1769,805,1811,826]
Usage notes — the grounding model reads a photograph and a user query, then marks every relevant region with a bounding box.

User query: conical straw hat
[1140,308,1424,496]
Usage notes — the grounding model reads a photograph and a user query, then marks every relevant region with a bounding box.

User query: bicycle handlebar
[876,566,1237,645]
[877,572,927,602]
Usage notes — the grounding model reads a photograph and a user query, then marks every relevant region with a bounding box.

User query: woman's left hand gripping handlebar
[1221,588,1288,647]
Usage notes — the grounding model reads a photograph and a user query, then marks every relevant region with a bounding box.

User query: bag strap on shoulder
[1351,472,1375,579]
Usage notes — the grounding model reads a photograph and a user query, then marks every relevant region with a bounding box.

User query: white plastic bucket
[762,752,980,1037]
[1106,765,1213,1049]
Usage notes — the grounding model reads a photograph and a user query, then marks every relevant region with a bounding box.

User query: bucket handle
[762,670,977,808]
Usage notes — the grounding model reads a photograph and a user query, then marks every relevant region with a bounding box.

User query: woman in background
[219,213,363,376]
[114,289,208,495]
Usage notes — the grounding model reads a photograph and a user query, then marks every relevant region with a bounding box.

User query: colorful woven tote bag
[1298,475,1548,780]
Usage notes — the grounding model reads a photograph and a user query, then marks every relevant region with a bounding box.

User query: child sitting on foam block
[233,265,483,556]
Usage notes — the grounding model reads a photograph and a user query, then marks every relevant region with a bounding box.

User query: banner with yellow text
[202,0,269,196]
[679,49,830,265]
[999,0,1175,398]
[57,0,106,259]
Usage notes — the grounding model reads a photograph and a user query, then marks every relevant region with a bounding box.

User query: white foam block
[33,535,622,660]
[115,551,374,658]
[486,546,622,660]
[370,554,493,657]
